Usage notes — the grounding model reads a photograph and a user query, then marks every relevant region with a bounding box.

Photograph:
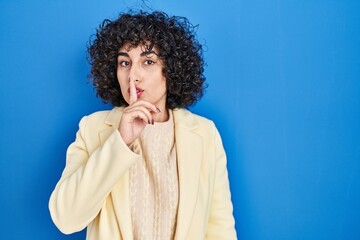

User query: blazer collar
[104,107,124,126]
[173,108,201,130]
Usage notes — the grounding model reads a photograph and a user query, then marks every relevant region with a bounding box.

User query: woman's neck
[154,108,169,122]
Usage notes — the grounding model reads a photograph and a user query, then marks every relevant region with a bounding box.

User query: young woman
[49,11,237,240]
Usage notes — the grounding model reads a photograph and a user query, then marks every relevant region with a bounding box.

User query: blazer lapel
[99,108,134,240]
[98,107,124,146]
[173,109,203,239]
[110,173,133,240]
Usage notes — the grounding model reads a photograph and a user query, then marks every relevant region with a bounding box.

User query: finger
[128,100,160,113]
[129,77,137,105]
[127,109,152,125]
[126,105,154,124]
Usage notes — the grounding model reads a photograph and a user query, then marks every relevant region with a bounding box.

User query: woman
[49,11,237,240]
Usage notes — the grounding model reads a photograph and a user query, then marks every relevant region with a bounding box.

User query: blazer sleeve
[206,124,237,239]
[49,116,140,234]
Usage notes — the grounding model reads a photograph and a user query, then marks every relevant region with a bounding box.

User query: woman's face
[117,44,167,110]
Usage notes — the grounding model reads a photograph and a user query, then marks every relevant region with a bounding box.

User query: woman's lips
[128,86,144,98]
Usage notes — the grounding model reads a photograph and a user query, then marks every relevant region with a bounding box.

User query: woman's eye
[144,60,155,65]
[119,61,130,67]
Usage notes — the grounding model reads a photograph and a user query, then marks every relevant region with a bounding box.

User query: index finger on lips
[129,77,137,105]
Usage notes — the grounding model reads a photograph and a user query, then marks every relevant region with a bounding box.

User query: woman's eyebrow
[117,51,158,57]
[117,52,129,57]
[118,52,129,57]
[140,50,158,57]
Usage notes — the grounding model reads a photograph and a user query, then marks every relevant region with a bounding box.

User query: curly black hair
[87,11,206,109]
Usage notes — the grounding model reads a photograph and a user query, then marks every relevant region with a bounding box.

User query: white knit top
[129,110,179,240]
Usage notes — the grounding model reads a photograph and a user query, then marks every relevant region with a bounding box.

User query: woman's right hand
[118,78,159,146]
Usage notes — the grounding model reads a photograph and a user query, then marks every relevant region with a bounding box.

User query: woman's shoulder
[78,107,124,129]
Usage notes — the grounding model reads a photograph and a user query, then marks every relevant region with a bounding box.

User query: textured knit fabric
[129,110,179,240]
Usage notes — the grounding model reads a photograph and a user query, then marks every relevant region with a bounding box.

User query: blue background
[1,0,359,239]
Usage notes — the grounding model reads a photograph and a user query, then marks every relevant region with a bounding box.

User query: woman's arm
[206,124,237,239]
[49,116,140,234]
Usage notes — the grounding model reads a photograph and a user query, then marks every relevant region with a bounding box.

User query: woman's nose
[129,64,141,82]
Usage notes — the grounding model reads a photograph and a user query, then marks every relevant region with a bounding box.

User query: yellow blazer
[49,107,237,240]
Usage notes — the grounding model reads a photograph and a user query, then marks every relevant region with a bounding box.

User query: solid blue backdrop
[0,0,359,239]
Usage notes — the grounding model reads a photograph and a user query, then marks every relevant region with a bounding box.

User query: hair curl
[87,11,206,109]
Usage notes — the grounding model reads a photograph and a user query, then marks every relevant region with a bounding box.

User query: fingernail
[148,120,151,124]
[156,107,161,113]
[152,119,154,125]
